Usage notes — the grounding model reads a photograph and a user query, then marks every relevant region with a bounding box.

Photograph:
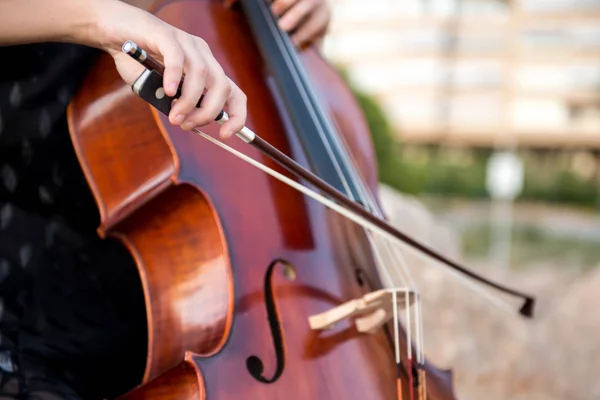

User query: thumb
[112,52,146,86]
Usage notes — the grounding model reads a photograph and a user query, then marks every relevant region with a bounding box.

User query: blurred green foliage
[345,74,600,209]
[349,81,429,194]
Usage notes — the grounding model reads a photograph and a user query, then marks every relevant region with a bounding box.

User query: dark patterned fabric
[0,43,147,399]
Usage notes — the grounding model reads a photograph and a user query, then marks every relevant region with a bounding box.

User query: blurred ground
[377,184,600,400]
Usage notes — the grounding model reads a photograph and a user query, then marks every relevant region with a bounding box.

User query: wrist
[63,0,128,52]
[87,0,159,56]
[63,0,112,48]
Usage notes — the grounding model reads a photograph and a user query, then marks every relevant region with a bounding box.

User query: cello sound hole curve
[355,268,368,287]
[246,259,296,384]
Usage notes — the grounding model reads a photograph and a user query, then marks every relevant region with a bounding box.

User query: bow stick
[122,40,536,318]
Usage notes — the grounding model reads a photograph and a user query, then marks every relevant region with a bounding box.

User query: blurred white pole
[489,197,513,270]
[486,151,524,271]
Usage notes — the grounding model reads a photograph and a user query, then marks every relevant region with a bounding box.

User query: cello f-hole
[246,259,296,384]
[355,268,369,287]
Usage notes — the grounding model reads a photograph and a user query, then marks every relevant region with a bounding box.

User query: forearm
[0,0,108,47]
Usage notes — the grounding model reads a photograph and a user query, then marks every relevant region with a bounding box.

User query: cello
[67,0,534,399]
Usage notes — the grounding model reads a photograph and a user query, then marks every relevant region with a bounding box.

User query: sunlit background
[319,1,600,399]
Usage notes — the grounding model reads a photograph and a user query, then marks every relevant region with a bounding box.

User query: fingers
[111,52,146,85]
[219,79,247,139]
[169,36,208,127]
[157,33,184,97]
[289,4,330,47]
[277,0,314,33]
[180,49,231,131]
[272,0,330,47]
[271,0,297,16]
[157,34,246,136]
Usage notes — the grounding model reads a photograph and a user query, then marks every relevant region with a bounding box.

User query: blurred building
[323,0,600,149]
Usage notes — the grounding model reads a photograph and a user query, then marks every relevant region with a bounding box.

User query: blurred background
[319,1,600,399]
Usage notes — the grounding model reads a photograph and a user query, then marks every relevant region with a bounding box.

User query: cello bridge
[308,289,415,334]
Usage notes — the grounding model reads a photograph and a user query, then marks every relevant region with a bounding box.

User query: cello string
[257,4,420,386]
[258,8,423,396]
[360,217,418,397]
[314,122,427,376]
[415,299,427,399]
[392,290,401,387]
[263,40,423,393]
[369,230,425,375]
[371,233,426,396]
[255,0,354,198]
[257,0,413,309]
[373,234,416,372]
[348,183,426,392]
[379,240,421,363]
[256,9,429,385]
[257,0,418,383]
[370,233,425,399]
[366,234,410,364]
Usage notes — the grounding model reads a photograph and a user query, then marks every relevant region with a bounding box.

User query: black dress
[0,43,147,399]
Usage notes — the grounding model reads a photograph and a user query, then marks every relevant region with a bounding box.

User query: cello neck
[238,0,371,206]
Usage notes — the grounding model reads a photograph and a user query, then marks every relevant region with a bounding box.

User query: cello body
[67,1,455,399]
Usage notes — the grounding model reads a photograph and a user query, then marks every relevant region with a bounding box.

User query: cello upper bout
[67,53,177,235]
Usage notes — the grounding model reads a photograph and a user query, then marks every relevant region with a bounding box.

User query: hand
[93,0,246,139]
[224,0,331,48]
[271,0,331,48]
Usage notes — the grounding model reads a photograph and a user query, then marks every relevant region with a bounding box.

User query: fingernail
[172,114,185,125]
[167,83,178,94]
[181,121,195,130]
